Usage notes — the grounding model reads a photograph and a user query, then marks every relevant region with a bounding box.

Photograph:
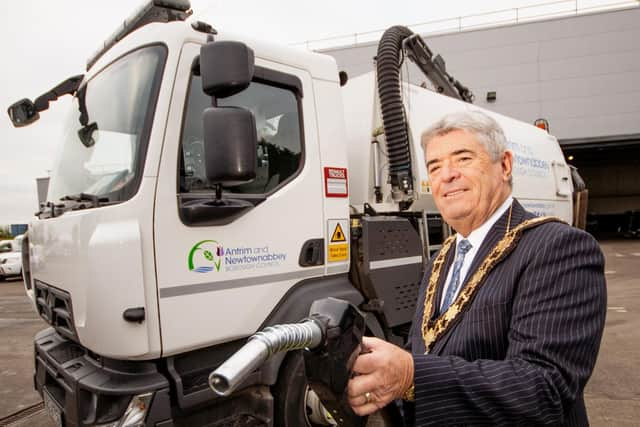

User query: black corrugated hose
[376,25,414,195]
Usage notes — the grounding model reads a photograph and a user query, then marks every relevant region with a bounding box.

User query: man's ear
[501,150,513,182]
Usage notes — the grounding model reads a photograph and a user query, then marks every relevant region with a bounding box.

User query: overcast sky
[0,0,632,225]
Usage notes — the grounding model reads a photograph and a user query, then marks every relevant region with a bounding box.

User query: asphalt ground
[0,238,639,426]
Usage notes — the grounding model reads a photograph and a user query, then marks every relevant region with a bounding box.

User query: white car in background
[0,236,23,281]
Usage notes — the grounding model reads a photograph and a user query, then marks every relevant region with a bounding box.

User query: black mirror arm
[76,85,90,126]
[33,74,84,112]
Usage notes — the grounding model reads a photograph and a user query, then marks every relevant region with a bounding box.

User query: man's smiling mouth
[444,189,467,198]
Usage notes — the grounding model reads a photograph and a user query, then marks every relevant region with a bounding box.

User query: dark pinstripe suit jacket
[408,200,607,426]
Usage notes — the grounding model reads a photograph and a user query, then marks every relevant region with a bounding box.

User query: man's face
[424,129,512,236]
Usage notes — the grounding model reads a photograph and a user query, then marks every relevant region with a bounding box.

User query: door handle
[299,239,324,267]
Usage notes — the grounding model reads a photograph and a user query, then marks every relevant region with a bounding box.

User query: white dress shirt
[439,196,513,312]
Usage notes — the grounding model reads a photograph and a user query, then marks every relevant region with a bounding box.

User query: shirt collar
[456,196,513,249]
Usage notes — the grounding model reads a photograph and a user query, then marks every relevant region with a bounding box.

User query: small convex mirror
[7,98,39,127]
[200,41,255,98]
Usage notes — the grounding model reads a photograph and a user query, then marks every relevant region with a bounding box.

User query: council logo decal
[188,240,224,273]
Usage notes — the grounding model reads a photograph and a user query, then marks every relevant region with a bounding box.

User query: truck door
[154,43,324,355]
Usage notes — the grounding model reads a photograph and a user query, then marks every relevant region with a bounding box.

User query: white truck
[8,1,576,426]
[0,236,24,281]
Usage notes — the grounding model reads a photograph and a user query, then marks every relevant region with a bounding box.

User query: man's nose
[440,163,461,182]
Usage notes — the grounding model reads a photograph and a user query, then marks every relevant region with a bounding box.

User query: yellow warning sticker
[327,219,349,263]
[331,223,347,243]
[328,243,348,262]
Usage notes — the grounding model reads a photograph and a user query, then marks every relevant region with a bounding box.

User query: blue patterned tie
[440,239,472,314]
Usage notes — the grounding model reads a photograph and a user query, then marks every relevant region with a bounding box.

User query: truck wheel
[273,351,397,427]
[273,351,333,426]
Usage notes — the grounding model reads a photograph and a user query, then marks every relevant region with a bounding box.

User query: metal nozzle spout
[209,320,323,396]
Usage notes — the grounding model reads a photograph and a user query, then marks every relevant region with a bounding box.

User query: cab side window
[180,74,303,195]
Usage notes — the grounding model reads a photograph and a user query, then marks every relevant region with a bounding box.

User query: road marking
[614,253,625,257]
[605,270,616,275]
[631,252,640,257]
[607,306,627,313]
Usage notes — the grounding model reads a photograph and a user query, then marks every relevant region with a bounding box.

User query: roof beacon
[534,118,550,132]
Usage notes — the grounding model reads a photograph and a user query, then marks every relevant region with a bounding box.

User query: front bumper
[34,328,171,426]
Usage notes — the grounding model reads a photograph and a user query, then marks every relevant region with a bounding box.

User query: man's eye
[428,165,440,174]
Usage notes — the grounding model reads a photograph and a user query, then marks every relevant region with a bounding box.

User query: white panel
[539,28,640,61]
[533,8,640,39]
[428,8,640,53]
[539,71,640,100]
[539,50,640,81]
[551,111,640,139]
[541,91,640,120]
[443,42,539,70]
[341,73,376,207]
[458,63,540,88]
[84,220,149,356]
[428,22,543,51]
[315,77,351,272]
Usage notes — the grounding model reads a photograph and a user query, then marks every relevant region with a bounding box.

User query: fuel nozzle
[208,297,366,426]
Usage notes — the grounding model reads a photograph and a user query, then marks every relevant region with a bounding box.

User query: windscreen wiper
[61,193,110,209]
[75,85,99,147]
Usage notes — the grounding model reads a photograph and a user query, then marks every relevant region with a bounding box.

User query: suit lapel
[462,200,528,287]
[430,199,529,355]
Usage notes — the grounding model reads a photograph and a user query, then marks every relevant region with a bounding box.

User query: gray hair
[421,110,508,162]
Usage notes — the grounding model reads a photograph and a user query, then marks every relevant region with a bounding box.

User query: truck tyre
[273,350,320,426]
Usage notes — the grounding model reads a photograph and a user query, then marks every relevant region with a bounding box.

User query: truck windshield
[47,45,166,206]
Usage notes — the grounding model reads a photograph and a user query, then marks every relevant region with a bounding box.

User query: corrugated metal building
[324,6,640,232]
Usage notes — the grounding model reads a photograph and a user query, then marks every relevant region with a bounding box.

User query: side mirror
[200,41,255,98]
[179,107,258,227]
[203,107,257,186]
[7,98,39,127]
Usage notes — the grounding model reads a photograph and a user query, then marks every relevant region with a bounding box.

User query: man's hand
[347,336,414,416]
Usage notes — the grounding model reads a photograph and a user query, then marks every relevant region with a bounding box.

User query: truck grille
[34,280,78,342]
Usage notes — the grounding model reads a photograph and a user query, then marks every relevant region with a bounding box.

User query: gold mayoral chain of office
[421,213,562,353]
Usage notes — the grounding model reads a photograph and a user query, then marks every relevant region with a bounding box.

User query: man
[347,110,606,426]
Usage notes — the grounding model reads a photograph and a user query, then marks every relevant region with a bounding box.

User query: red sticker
[324,167,348,197]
